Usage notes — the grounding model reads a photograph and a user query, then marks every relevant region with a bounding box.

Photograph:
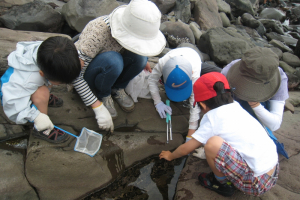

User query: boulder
[219,12,231,27]
[174,0,191,23]
[0,28,71,77]
[285,72,300,89]
[224,0,255,17]
[151,0,176,15]
[194,0,223,31]
[266,32,285,42]
[160,20,195,48]
[270,47,283,60]
[279,61,296,74]
[189,22,202,45]
[0,0,33,7]
[280,35,298,48]
[216,0,231,14]
[295,39,300,58]
[61,0,120,32]
[241,13,260,29]
[270,39,294,53]
[198,27,256,65]
[0,1,64,33]
[259,8,286,23]
[259,19,285,35]
[0,149,38,199]
[282,52,300,68]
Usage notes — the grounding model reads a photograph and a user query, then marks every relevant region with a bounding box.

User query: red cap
[193,72,230,106]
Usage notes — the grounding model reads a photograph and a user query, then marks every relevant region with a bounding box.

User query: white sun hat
[110,0,166,57]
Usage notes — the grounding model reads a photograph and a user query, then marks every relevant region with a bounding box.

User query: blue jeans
[84,50,147,99]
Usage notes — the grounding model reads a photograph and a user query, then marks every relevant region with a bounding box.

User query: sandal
[48,94,63,107]
[32,127,68,143]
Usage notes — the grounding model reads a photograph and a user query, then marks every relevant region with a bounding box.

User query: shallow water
[85,155,187,200]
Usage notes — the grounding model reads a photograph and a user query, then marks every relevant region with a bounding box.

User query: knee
[31,86,50,104]
[204,136,224,153]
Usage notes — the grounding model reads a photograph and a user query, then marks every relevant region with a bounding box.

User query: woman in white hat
[72,0,166,132]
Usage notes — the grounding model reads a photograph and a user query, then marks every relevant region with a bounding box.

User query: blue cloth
[84,50,147,99]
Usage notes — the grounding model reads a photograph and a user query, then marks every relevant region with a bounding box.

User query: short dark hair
[198,82,233,110]
[37,36,81,84]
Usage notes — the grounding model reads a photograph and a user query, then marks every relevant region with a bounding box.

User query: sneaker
[102,95,118,119]
[111,89,135,112]
[32,127,69,144]
[48,94,63,107]
[198,172,235,197]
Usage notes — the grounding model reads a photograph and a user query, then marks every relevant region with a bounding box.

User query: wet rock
[151,0,176,15]
[259,8,286,23]
[224,0,256,17]
[174,0,191,23]
[259,19,285,35]
[198,27,256,65]
[0,1,64,33]
[61,0,119,32]
[25,131,183,200]
[282,52,300,68]
[160,20,195,48]
[219,12,231,27]
[194,0,222,31]
[279,61,296,74]
[216,0,231,15]
[0,28,71,78]
[270,39,294,53]
[0,149,38,199]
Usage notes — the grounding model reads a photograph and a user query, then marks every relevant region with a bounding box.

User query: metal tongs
[166,100,172,143]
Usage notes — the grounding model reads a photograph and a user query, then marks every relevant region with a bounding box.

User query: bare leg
[205,136,225,177]
[30,86,50,114]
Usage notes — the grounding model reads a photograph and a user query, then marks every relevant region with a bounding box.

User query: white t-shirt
[192,101,278,177]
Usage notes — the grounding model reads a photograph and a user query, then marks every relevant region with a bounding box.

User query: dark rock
[198,27,256,65]
[289,32,300,40]
[174,0,191,23]
[194,0,222,31]
[285,72,300,89]
[295,39,300,58]
[189,22,202,45]
[0,1,64,33]
[266,32,285,42]
[279,61,296,74]
[282,52,300,68]
[224,0,256,17]
[219,12,231,27]
[151,0,176,15]
[270,39,294,53]
[61,0,119,32]
[270,47,283,60]
[241,13,260,29]
[259,19,285,35]
[216,0,231,14]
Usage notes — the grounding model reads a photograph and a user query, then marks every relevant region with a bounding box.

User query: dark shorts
[214,141,279,196]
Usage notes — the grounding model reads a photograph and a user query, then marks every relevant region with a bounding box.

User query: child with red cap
[159,72,278,197]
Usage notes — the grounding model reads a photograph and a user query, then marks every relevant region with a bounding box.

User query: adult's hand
[93,103,114,132]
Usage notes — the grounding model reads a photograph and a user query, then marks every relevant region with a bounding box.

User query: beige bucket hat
[226,47,281,102]
[110,0,166,57]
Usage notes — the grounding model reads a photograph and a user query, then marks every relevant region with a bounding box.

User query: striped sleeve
[72,51,98,106]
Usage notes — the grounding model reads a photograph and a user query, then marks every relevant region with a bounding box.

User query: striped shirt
[73,15,123,106]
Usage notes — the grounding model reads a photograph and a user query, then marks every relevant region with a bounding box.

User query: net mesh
[74,128,103,157]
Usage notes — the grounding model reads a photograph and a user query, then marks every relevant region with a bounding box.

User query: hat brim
[226,61,281,102]
[164,81,192,102]
[110,6,166,57]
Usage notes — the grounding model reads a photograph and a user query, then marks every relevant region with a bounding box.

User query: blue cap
[163,56,193,102]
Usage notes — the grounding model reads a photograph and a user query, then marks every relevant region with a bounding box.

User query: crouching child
[0,36,81,143]
[159,72,278,197]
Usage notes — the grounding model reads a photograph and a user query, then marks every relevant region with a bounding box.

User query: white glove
[34,113,54,132]
[93,103,114,132]
[155,102,172,118]
[193,147,206,159]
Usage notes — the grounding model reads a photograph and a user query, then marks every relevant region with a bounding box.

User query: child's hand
[159,150,173,161]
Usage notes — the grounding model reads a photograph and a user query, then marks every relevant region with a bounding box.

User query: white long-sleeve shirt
[222,59,289,131]
[148,48,202,129]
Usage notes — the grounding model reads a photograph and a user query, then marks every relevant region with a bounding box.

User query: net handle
[54,125,78,138]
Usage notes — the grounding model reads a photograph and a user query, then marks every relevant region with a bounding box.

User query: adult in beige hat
[73,0,166,132]
[221,47,289,158]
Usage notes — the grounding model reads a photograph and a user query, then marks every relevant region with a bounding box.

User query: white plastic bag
[125,70,152,102]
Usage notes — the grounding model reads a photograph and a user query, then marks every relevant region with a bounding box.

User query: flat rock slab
[175,93,300,199]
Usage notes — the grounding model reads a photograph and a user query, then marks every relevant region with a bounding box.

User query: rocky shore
[1,0,300,199]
